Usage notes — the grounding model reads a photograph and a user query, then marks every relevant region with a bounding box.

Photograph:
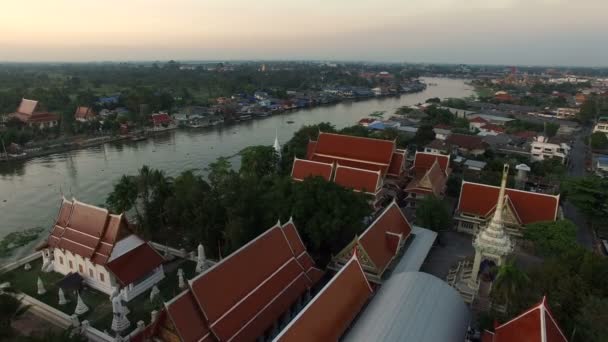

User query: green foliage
[425,97,441,104]
[415,196,451,231]
[491,259,529,314]
[240,145,279,179]
[563,176,608,228]
[442,98,469,109]
[0,228,43,257]
[413,125,436,147]
[446,174,463,198]
[574,296,608,342]
[505,119,544,134]
[578,95,608,123]
[524,220,578,257]
[530,158,567,179]
[590,131,608,150]
[545,122,559,138]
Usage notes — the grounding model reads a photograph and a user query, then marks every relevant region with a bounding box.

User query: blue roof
[368,121,386,130]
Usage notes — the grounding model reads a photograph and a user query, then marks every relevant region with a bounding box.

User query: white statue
[149,285,160,302]
[37,277,46,295]
[74,292,89,315]
[58,288,67,305]
[195,243,206,273]
[24,263,31,271]
[177,268,186,289]
[111,294,131,333]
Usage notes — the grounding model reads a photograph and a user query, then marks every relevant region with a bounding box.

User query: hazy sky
[1,0,607,66]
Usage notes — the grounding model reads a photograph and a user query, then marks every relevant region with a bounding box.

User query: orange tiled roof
[75,106,96,119]
[412,151,450,175]
[406,159,447,197]
[106,242,164,285]
[333,164,382,194]
[484,297,567,342]
[274,255,372,342]
[457,182,559,224]
[291,158,333,182]
[387,149,406,177]
[11,98,59,123]
[165,222,321,342]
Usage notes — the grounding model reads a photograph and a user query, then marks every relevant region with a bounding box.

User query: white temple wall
[121,266,165,302]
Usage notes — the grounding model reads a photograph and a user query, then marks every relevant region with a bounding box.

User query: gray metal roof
[392,226,437,274]
[344,272,470,342]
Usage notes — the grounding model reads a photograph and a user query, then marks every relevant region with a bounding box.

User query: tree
[425,97,441,104]
[524,220,578,257]
[545,122,559,138]
[106,175,138,214]
[563,176,608,230]
[590,132,608,150]
[415,196,451,231]
[240,145,279,179]
[413,125,436,147]
[491,259,529,314]
[575,296,608,342]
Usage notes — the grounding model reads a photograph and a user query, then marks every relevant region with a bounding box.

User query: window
[99,273,105,282]
[79,265,83,273]
[89,269,94,278]
[59,256,64,265]
[69,260,73,269]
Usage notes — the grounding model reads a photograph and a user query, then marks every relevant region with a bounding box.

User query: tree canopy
[415,196,451,231]
[524,220,578,257]
[590,131,608,150]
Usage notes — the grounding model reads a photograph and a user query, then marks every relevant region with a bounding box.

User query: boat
[286,120,295,124]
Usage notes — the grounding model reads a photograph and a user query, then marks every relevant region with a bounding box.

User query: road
[563,128,594,250]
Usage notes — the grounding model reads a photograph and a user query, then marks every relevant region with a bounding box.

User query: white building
[40,199,165,302]
[593,117,608,137]
[555,107,579,119]
[530,136,571,164]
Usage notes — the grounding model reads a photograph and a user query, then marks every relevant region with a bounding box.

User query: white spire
[37,277,46,295]
[74,292,89,315]
[58,288,67,305]
[195,244,207,273]
[273,128,281,158]
[473,164,513,258]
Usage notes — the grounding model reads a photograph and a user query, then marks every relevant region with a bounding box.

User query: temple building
[454,179,560,237]
[10,98,60,129]
[291,132,407,208]
[482,297,567,342]
[74,106,97,122]
[403,151,450,208]
[38,199,165,301]
[329,201,413,283]
[139,219,323,342]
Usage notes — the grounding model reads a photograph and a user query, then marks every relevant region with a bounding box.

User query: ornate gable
[332,238,378,274]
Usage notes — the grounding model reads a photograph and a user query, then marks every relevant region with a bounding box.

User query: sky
[0,0,607,66]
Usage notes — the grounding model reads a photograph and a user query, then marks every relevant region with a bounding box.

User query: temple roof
[106,242,164,286]
[152,113,172,125]
[273,255,373,342]
[406,159,447,197]
[291,158,333,182]
[411,151,450,176]
[11,98,59,123]
[482,297,567,342]
[387,149,406,177]
[75,106,96,119]
[333,164,382,194]
[17,98,39,115]
[457,182,560,224]
[164,221,321,342]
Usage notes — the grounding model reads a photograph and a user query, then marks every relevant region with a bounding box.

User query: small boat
[286,120,295,124]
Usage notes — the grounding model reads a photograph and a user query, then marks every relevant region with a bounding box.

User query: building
[404,152,450,208]
[555,107,579,119]
[592,116,608,137]
[469,116,489,131]
[446,134,487,156]
[433,124,452,140]
[575,93,587,106]
[274,255,373,342]
[424,139,450,155]
[530,136,571,164]
[482,296,567,342]
[292,132,406,208]
[329,201,413,283]
[147,220,323,342]
[150,113,176,132]
[596,156,608,177]
[38,199,165,301]
[74,106,97,122]
[494,91,513,102]
[478,124,505,136]
[10,98,60,129]
[454,180,560,237]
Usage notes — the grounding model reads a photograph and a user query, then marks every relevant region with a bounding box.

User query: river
[0,77,472,258]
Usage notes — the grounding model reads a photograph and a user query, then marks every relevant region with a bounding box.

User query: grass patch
[0,228,43,257]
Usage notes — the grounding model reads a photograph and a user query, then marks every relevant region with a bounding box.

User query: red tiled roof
[469,116,489,124]
[291,158,333,182]
[513,131,537,140]
[310,132,396,171]
[333,165,381,194]
[434,123,452,130]
[446,134,486,151]
[46,199,131,264]
[305,140,317,160]
[387,150,406,177]
[166,291,213,342]
[106,242,164,285]
[457,182,559,224]
[152,113,172,125]
[487,297,567,342]
[412,152,450,175]
[11,99,59,123]
[406,159,447,197]
[481,124,505,133]
[167,222,321,342]
[75,106,96,120]
[358,201,412,274]
[274,255,372,342]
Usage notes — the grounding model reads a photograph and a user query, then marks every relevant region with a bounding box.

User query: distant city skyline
[1,0,607,66]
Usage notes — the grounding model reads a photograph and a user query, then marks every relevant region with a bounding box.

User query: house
[146,220,322,342]
[469,114,514,126]
[293,133,407,208]
[440,106,477,119]
[274,254,373,342]
[469,116,489,131]
[575,93,587,106]
[454,181,560,236]
[433,124,452,140]
[494,91,513,102]
[150,113,176,132]
[530,136,571,164]
[446,134,487,156]
[404,152,450,208]
[74,106,96,122]
[38,199,165,301]
[10,98,60,129]
[596,156,608,177]
[593,116,608,137]
[478,123,505,136]
[329,201,413,283]
[463,159,487,171]
[555,107,579,119]
[424,139,450,155]
[481,297,567,342]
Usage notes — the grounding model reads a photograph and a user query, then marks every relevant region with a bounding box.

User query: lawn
[1,257,197,335]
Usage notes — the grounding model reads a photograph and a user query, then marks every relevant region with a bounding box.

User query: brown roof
[291,158,333,182]
[456,182,560,224]
[333,165,381,194]
[357,201,412,274]
[46,199,131,265]
[274,255,372,342]
[406,160,447,197]
[387,150,406,177]
[75,106,96,120]
[165,222,321,342]
[446,134,486,151]
[17,98,39,115]
[11,98,59,124]
[305,140,317,159]
[166,291,214,342]
[486,297,567,342]
[412,151,450,175]
[106,242,164,285]
[425,139,449,151]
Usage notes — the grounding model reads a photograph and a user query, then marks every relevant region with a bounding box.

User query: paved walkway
[421,231,475,279]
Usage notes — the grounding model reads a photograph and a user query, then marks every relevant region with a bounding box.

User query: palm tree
[491,259,529,313]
